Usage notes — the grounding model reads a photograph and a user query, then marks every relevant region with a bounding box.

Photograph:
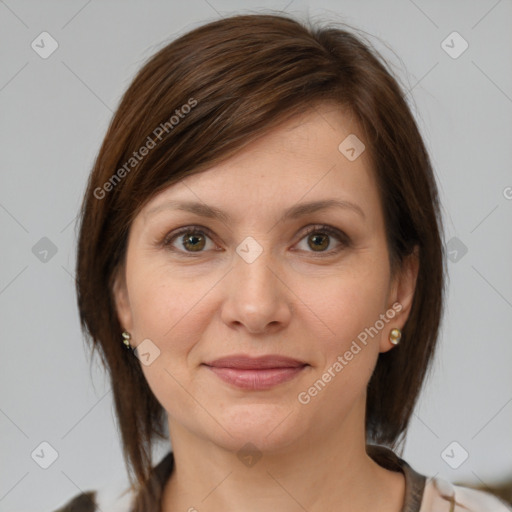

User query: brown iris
[307,232,330,251]
[182,233,206,252]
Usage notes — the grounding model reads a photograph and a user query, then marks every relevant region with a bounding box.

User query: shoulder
[52,477,135,512]
[420,476,512,512]
[366,444,511,512]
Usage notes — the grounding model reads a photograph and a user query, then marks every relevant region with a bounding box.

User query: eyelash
[161,224,350,258]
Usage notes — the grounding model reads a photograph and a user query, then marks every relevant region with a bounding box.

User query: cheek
[126,257,203,342]
[126,261,220,408]
[294,274,389,414]
[296,258,391,401]
[130,269,208,415]
[297,260,390,343]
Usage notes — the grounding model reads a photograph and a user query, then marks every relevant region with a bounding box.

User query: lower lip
[204,365,307,390]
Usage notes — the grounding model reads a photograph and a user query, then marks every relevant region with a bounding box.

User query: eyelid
[293,224,350,256]
[161,225,216,247]
[161,223,350,256]
[299,224,349,244]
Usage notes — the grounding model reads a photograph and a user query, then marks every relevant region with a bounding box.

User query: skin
[113,102,419,512]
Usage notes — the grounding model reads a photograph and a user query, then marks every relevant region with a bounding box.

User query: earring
[122,331,132,349]
[389,328,402,345]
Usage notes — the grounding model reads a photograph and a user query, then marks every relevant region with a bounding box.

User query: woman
[56,12,511,512]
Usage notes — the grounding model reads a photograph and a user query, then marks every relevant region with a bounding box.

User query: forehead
[138,103,380,228]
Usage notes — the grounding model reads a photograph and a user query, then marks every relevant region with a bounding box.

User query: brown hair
[75,12,445,508]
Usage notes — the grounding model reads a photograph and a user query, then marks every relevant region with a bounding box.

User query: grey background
[1,1,511,510]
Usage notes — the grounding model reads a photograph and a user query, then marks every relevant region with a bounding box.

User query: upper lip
[203,354,307,369]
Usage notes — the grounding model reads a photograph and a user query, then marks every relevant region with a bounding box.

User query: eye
[162,224,349,256]
[294,224,349,255]
[163,226,217,255]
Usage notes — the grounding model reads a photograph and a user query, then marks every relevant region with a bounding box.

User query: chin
[206,402,304,453]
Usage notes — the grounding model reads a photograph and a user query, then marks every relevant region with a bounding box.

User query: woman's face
[113,103,417,453]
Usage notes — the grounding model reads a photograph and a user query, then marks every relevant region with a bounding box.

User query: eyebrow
[145,198,365,223]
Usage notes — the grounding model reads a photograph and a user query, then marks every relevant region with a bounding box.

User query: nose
[220,243,293,335]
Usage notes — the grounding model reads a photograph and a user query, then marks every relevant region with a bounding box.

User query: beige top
[367,445,512,512]
[54,445,512,511]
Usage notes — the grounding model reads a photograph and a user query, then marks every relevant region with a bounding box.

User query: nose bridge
[233,234,278,298]
[223,234,290,332]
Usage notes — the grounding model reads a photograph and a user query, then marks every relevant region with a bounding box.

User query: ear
[379,246,419,353]
[112,264,133,334]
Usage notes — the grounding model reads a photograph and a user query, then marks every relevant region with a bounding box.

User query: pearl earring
[122,331,132,349]
[389,328,402,345]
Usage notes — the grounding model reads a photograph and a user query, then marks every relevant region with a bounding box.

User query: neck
[161,399,405,512]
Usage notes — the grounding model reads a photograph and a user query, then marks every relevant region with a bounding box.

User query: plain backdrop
[1,1,511,511]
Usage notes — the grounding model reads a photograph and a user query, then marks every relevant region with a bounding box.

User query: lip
[203,354,309,390]
[204,354,307,369]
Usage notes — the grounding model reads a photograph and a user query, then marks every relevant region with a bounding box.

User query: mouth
[202,354,309,391]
